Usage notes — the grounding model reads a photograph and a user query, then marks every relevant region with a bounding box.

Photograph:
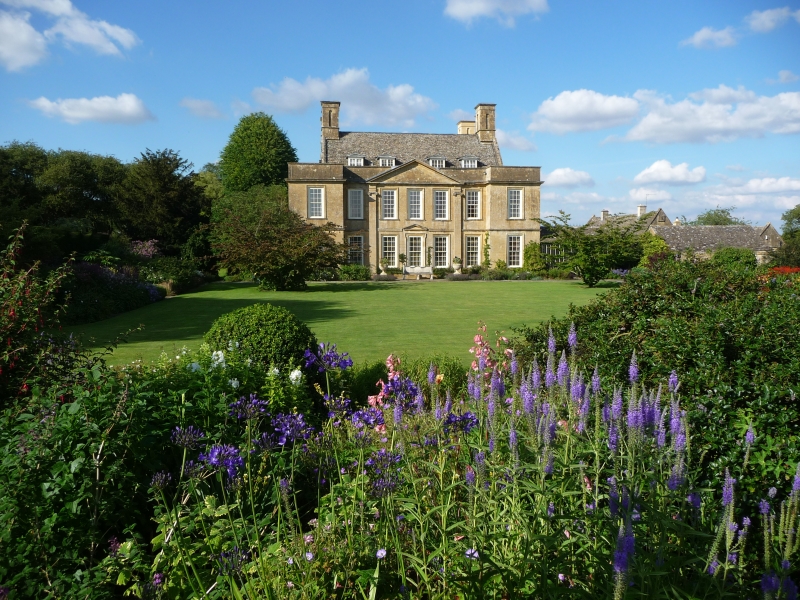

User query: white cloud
[626,86,800,143]
[543,167,594,187]
[634,160,706,185]
[448,108,473,121]
[496,129,536,151]
[715,176,800,195]
[444,0,548,26]
[180,98,224,119]
[0,0,138,70]
[726,164,745,172]
[0,10,47,71]
[629,187,672,201]
[680,26,737,49]
[528,89,639,134]
[252,68,437,128]
[745,7,793,33]
[778,69,799,83]
[28,93,154,124]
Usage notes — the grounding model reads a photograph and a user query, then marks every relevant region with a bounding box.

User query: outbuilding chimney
[673,218,681,226]
[475,103,496,143]
[457,120,476,135]
[320,101,340,163]
[637,204,647,218]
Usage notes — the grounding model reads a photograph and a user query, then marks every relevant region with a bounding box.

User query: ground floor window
[465,236,480,267]
[507,235,522,267]
[407,236,422,267]
[434,236,448,268]
[382,236,397,267]
[348,236,364,265]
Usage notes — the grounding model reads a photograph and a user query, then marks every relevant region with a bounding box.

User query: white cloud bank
[180,98,224,119]
[543,167,594,188]
[444,0,548,26]
[496,129,536,151]
[29,93,154,124]
[528,89,639,134]
[0,0,138,71]
[252,68,437,128]
[745,7,800,33]
[634,160,706,185]
[680,26,737,49]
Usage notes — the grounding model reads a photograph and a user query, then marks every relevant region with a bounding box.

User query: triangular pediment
[367,160,462,185]
[402,223,429,232]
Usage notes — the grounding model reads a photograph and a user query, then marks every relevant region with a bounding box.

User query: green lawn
[69,280,610,366]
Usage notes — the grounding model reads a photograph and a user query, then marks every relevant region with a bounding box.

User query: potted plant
[453,256,462,274]
[398,253,407,279]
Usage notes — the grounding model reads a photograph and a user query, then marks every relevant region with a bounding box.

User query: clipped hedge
[204,303,316,369]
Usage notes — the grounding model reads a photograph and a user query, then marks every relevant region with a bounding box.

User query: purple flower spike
[708,558,720,576]
[745,426,755,446]
[568,322,577,349]
[793,462,800,495]
[545,354,556,388]
[668,370,679,393]
[153,572,165,587]
[761,571,780,594]
[393,403,403,425]
[722,469,735,507]
[591,367,600,395]
[547,326,556,354]
[532,358,541,390]
[556,351,569,386]
[465,467,476,487]
[611,388,623,420]
[760,499,771,515]
[171,425,205,449]
[629,351,639,384]
[510,356,518,376]
[428,364,436,384]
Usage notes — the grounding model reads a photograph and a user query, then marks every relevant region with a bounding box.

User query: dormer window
[460,156,478,169]
[377,156,396,168]
[347,155,365,167]
[428,157,446,169]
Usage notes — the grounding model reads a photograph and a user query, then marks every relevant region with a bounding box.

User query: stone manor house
[287,102,542,273]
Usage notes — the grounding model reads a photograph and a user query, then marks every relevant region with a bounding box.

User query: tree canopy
[687,206,749,226]
[219,113,298,192]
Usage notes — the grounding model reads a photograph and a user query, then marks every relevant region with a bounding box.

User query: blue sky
[1,0,799,227]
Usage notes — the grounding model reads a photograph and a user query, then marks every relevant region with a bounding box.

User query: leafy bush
[338,264,371,281]
[138,255,203,294]
[482,268,510,280]
[711,246,757,270]
[204,303,317,370]
[523,241,546,273]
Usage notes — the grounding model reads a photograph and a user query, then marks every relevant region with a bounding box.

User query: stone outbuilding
[287,102,542,273]
[649,223,784,264]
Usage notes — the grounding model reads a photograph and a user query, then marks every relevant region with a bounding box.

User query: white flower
[229,378,240,389]
[270,367,280,376]
[211,350,226,369]
[188,362,201,373]
[289,369,302,385]
[245,358,252,367]
[227,340,240,351]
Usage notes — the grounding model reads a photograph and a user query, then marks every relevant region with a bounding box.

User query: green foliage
[511,258,800,501]
[637,231,671,267]
[522,241,546,273]
[211,185,346,290]
[219,112,298,192]
[338,263,371,281]
[770,203,800,266]
[710,247,757,270]
[204,303,317,370]
[688,205,749,226]
[138,255,202,292]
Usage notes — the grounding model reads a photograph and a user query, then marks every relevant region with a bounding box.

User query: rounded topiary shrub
[204,303,317,369]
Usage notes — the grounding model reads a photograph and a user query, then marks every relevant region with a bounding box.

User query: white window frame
[307,187,324,219]
[407,236,423,267]
[381,190,397,220]
[407,189,423,220]
[507,235,523,268]
[348,236,364,265]
[465,235,480,267]
[461,158,478,169]
[382,236,397,268]
[347,156,364,167]
[434,190,449,220]
[466,190,481,220]
[433,236,449,268]
[378,157,396,168]
[429,157,446,169]
[507,188,523,219]
[348,189,364,220]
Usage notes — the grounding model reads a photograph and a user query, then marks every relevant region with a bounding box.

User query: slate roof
[324,132,503,167]
[650,225,779,252]
[585,209,671,232]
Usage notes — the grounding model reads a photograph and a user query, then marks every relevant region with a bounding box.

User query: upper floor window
[408,189,423,220]
[428,157,446,169]
[348,189,364,220]
[347,155,365,167]
[466,190,480,219]
[434,191,449,220]
[382,190,397,219]
[507,189,522,219]
[308,187,324,218]
[460,157,478,169]
[378,156,396,168]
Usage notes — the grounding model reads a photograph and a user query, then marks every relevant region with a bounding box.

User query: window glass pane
[382,236,396,267]
[466,191,480,219]
[408,190,421,219]
[462,158,477,168]
[382,190,396,219]
[508,236,521,267]
[434,236,448,267]
[348,236,364,265]
[429,158,445,169]
[348,157,363,167]
[508,189,522,219]
[407,236,422,267]
[466,236,480,266]
[348,190,363,219]
[308,188,323,218]
[434,191,448,220]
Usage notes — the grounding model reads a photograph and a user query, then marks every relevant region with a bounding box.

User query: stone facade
[287,102,542,272]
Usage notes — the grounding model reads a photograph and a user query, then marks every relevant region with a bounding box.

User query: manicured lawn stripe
[69,280,609,365]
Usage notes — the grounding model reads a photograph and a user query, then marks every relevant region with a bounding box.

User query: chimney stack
[600,209,609,222]
[637,204,647,218]
[457,120,475,135]
[475,103,496,143]
[320,101,340,163]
